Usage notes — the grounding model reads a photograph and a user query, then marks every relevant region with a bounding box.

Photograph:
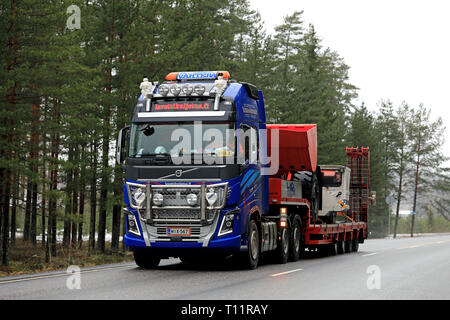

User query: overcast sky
[249,0,450,162]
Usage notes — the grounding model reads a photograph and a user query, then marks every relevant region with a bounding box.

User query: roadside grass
[0,239,134,277]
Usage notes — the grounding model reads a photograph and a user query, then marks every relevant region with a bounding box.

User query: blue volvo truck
[116,71,370,269]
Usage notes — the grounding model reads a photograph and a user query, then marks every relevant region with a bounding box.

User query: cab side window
[239,124,258,165]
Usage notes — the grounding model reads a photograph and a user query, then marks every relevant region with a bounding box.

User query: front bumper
[123,207,242,255]
[124,233,241,254]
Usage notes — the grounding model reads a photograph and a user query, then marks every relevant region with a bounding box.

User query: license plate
[166,227,191,237]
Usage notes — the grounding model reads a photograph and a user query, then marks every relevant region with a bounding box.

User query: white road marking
[0,265,135,285]
[362,253,377,257]
[271,268,303,277]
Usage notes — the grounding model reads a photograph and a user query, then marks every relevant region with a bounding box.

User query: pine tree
[376,100,401,236]
[391,103,412,238]
[407,104,446,237]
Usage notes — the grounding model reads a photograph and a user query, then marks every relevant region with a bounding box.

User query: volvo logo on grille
[175,170,183,178]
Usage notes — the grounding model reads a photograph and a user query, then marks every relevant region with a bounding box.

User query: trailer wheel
[275,225,290,264]
[336,241,344,254]
[289,217,304,262]
[344,238,352,253]
[133,251,161,269]
[351,234,359,252]
[329,243,337,256]
[238,219,260,270]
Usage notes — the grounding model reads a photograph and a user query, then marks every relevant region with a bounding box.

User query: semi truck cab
[117,71,270,267]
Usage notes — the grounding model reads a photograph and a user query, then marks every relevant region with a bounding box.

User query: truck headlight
[127,183,147,209]
[170,85,181,96]
[204,183,228,209]
[218,213,235,237]
[182,85,193,96]
[186,193,198,207]
[153,193,164,206]
[127,212,141,236]
[206,189,218,206]
[159,85,169,96]
[133,188,146,207]
[194,85,205,96]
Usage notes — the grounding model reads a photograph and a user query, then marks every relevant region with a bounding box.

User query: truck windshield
[321,169,342,187]
[129,122,236,163]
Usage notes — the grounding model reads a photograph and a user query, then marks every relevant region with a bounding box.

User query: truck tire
[133,251,161,269]
[310,174,320,221]
[344,239,352,253]
[329,243,337,256]
[275,225,290,264]
[351,236,359,252]
[238,219,260,270]
[336,241,344,254]
[289,216,304,262]
[318,245,331,257]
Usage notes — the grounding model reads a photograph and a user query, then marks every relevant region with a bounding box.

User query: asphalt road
[1,234,450,300]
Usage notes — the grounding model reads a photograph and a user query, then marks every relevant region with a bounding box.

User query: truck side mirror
[116,126,130,166]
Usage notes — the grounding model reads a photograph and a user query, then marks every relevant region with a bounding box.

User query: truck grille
[153,209,216,223]
[155,188,201,207]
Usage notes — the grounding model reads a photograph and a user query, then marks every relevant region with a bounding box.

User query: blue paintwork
[124,78,270,252]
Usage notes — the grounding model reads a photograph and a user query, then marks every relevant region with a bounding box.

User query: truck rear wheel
[133,251,161,269]
[289,217,304,262]
[274,225,290,264]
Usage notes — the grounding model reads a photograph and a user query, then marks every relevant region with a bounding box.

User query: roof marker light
[165,72,178,81]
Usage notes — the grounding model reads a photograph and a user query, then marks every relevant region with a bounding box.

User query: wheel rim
[250,228,259,260]
[282,228,289,255]
[294,225,300,253]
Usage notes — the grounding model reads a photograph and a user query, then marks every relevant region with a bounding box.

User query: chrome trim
[157,168,199,180]
[203,213,221,247]
[218,215,233,237]
[126,181,147,210]
[148,182,228,210]
[138,178,222,183]
[146,184,152,223]
[201,184,206,224]
[126,181,228,228]
[136,165,227,169]
[123,208,150,247]
[218,208,240,237]
[144,213,221,247]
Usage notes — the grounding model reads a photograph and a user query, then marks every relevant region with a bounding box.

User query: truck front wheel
[133,251,161,269]
[238,219,260,270]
